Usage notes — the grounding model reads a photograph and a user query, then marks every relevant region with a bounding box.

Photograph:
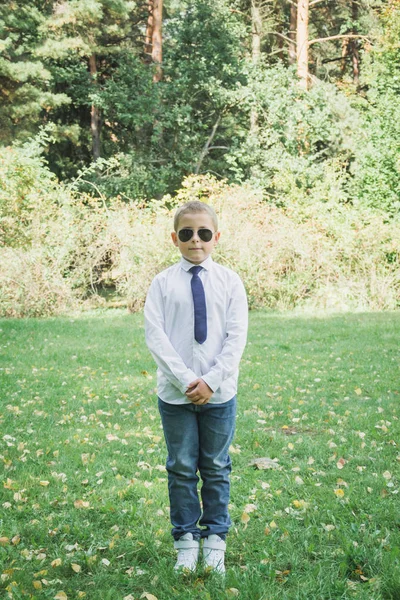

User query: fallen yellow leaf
[71,563,81,573]
[269,520,278,529]
[337,458,346,469]
[51,558,62,568]
[292,500,309,509]
[54,592,68,600]
[334,488,345,498]
[74,499,90,509]
[240,512,250,529]
[141,594,158,600]
[243,503,257,513]
[34,569,48,577]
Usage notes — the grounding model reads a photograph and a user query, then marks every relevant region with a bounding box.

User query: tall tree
[0,0,69,144]
[294,0,374,88]
[250,0,263,133]
[296,0,309,87]
[37,0,146,162]
[288,0,297,64]
[145,0,163,81]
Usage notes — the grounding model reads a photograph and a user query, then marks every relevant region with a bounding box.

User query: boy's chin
[184,251,209,264]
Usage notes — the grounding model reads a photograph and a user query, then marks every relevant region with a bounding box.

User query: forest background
[0,0,399,317]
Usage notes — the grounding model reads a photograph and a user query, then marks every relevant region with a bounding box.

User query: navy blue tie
[189,266,207,344]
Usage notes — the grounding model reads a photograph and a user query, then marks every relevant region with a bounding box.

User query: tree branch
[266,31,296,45]
[322,55,350,64]
[309,34,371,46]
[229,9,251,22]
[195,115,222,175]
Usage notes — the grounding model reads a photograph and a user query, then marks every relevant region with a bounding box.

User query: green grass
[1,310,399,600]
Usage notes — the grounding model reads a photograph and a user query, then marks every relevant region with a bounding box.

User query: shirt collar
[180,256,213,272]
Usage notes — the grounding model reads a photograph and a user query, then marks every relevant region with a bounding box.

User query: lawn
[1,310,399,600]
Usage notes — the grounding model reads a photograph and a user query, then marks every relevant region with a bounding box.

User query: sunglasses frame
[177,228,215,243]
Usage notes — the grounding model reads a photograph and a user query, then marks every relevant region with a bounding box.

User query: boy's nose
[191,230,201,241]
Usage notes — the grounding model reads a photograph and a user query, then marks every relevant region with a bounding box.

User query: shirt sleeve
[144,277,198,394]
[201,274,248,393]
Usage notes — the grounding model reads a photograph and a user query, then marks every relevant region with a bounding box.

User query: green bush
[1,158,399,317]
[0,131,60,248]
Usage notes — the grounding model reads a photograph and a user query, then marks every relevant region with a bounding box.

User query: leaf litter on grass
[0,311,399,599]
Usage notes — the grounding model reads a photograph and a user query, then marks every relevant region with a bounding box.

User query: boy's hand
[186,379,213,405]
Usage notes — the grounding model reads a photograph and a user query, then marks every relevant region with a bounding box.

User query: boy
[144,200,248,573]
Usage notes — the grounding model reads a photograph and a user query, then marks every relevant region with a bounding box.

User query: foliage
[1,154,399,317]
[0,127,60,248]
[225,62,358,205]
[31,0,149,178]
[1,0,400,312]
[0,0,399,209]
[347,0,400,214]
[0,1,70,143]
[1,311,399,598]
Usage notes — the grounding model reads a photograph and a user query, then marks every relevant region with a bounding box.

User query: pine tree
[37,0,147,162]
[0,0,69,143]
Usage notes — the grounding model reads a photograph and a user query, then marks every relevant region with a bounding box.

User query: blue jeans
[158,397,237,541]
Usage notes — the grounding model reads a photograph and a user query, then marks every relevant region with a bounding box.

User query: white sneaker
[173,533,200,572]
[203,535,226,574]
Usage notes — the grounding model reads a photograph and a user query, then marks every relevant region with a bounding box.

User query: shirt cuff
[179,370,198,394]
[201,373,219,394]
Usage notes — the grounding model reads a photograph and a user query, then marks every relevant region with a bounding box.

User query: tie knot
[189,266,203,277]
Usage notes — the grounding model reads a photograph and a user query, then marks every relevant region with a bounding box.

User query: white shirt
[144,256,248,404]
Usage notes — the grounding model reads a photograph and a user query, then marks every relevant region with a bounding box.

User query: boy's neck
[182,256,212,267]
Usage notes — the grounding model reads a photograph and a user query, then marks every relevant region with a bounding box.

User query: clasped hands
[185,378,213,405]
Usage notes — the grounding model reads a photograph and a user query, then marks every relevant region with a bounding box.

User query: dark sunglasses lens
[178,228,214,242]
[178,229,193,242]
[198,229,213,242]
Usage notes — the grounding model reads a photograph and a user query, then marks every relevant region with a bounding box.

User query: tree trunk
[89,54,101,161]
[296,0,309,88]
[288,1,297,65]
[144,0,153,62]
[341,37,348,74]
[350,0,360,86]
[145,0,163,80]
[250,0,262,133]
[152,0,163,82]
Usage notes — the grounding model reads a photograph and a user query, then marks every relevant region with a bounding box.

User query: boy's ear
[214,231,221,244]
[171,231,179,247]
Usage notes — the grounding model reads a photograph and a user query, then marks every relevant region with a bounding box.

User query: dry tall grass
[1,177,399,317]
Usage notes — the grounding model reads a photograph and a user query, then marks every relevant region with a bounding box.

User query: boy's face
[171,212,220,265]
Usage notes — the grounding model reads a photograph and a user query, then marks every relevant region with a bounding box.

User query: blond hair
[173,201,218,231]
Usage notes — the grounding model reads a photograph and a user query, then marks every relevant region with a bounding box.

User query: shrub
[1,167,399,317]
[0,246,74,317]
[118,176,400,312]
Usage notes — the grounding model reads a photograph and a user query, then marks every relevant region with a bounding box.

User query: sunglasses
[178,228,215,243]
